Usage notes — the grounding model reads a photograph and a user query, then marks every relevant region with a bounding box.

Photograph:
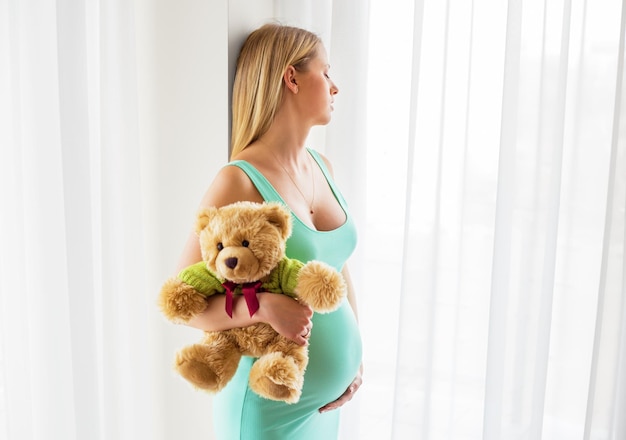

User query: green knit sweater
[178,258,305,298]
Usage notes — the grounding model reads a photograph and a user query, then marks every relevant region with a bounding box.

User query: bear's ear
[263,203,292,241]
[195,207,218,234]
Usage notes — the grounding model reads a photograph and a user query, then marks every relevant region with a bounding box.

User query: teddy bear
[158,201,346,404]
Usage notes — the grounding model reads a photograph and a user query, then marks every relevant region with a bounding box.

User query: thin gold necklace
[268,147,316,215]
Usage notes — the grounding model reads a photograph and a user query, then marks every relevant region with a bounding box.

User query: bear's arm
[263,258,305,298]
[177,261,225,297]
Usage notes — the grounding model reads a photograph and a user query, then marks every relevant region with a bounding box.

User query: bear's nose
[225,257,238,269]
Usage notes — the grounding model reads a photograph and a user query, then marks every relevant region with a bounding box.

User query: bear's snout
[213,245,264,283]
[225,257,238,269]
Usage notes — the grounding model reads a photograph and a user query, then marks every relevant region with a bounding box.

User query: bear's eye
[217,242,224,251]
[242,240,249,247]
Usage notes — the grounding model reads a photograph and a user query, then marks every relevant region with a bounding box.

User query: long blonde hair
[230,24,321,159]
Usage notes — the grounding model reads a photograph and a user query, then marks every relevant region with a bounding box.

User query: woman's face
[293,44,339,126]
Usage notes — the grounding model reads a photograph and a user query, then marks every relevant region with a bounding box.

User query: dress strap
[307,149,350,210]
[227,160,285,204]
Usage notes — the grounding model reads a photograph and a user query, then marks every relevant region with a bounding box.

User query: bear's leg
[248,342,308,404]
[175,334,241,393]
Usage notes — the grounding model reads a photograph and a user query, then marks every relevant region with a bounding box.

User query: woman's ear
[283,65,298,94]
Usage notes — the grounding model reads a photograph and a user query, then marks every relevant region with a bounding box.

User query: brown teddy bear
[158,201,346,403]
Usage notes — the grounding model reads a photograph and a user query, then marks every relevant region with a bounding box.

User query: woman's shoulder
[198,163,264,208]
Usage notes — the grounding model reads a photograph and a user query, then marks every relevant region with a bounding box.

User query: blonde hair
[230,24,321,159]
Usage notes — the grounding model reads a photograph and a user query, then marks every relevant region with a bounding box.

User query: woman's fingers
[319,366,363,413]
[257,293,313,344]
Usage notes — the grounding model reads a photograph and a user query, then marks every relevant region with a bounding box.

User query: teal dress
[211,149,362,439]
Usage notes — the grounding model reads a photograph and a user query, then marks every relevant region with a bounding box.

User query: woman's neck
[257,121,311,166]
[263,100,312,152]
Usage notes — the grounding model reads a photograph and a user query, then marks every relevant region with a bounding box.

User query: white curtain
[0,1,157,439]
[358,0,626,439]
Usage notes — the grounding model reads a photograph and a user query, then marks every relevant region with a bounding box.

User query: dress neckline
[230,149,349,233]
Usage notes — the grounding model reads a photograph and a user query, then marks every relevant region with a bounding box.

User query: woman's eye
[217,243,223,251]
[242,240,249,247]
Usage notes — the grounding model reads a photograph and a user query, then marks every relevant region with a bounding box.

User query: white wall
[135,1,228,439]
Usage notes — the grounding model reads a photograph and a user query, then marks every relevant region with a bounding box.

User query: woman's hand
[255,293,314,346]
[319,364,363,413]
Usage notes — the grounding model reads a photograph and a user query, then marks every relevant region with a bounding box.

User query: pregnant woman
[175,23,363,439]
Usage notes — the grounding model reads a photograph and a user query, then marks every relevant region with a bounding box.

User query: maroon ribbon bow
[222,280,263,318]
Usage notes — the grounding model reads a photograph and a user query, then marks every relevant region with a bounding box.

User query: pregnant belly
[298,299,362,407]
[211,299,362,439]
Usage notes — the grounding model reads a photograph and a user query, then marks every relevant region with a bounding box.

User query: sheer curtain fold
[0,1,156,439]
[392,1,425,439]
[585,3,626,437]
[484,1,521,437]
[1,1,77,438]
[56,3,102,438]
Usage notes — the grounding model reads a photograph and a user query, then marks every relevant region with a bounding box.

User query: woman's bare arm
[186,293,313,346]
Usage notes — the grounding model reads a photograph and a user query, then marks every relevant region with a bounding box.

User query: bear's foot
[175,355,221,391]
[175,343,240,393]
[249,352,304,404]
